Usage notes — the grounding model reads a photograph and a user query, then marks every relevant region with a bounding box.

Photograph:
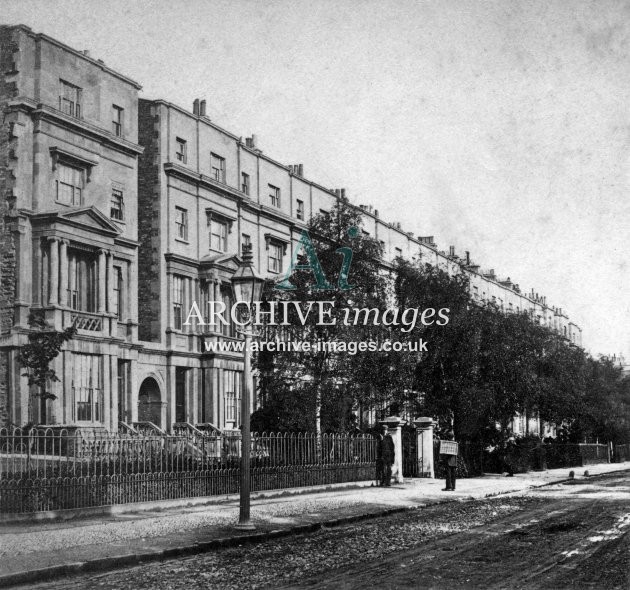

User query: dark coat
[378,434,395,465]
[445,455,457,467]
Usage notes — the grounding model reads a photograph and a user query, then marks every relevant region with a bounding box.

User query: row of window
[54,352,241,426]
[173,207,283,272]
[173,366,243,427]
[173,138,306,219]
[59,79,125,137]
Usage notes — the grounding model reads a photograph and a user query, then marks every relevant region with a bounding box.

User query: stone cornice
[8,99,144,157]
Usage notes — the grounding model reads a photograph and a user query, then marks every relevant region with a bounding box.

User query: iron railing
[0,428,377,514]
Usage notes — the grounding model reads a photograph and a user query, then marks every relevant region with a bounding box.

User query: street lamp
[231,244,264,530]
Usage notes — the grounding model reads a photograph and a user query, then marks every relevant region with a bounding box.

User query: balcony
[70,310,103,332]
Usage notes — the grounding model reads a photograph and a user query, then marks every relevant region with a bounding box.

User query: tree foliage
[253,197,388,433]
[254,208,630,444]
[18,314,76,405]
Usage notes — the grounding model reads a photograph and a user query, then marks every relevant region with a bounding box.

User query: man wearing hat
[377,425,395,486]
[441,429,457,491]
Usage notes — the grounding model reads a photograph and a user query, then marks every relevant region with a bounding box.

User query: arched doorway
[138,377,163,428]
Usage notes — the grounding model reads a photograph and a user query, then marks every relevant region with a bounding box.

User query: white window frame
[175,206,188,241]
[211,153,226,182]
[173,275,184,330]
[224,370,241,426]
[56,163,84,206]
[175,138,187,163]
[209,218,228,252]
[241,172,250,195]
[112,104,124,137]
[110,188,124,221]
[72,353,102,424]
[113,266,123,319]
[60,80,82,118]
[268,242,283,274]
[268,184,280,208]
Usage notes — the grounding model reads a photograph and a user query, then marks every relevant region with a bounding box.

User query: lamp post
[231,244,264,530]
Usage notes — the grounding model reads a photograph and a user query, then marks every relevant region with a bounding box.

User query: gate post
[380,416,406,483]
[414,417,436,478]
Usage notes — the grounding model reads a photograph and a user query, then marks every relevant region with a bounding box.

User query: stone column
[58,239,69,307]
[13,215,31,327]
[212,277,220,333]
[167,364,177,430]
[212,367,220,427]
[63,349,73,424]
[68,253,76,308]
[102,354,111,429]
[107,252,115,315]
[48,237,59,305]
[414,417,436,478]
[128,260,138,325]
[183,277,190,333]
[110,356,118,429]
[192,278,199,333]
[166,272,173,329]
[190,367,199,423]
[380,416,406,484]
[129,359,139,424]
[97,249,107,313]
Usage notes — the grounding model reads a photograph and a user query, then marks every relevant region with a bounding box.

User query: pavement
[1,461,629,588]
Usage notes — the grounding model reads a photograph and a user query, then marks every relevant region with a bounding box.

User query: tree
[254,196,388,433]
[18,314,76,426]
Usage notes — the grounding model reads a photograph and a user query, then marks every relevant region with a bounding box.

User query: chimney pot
[193,99,200,115]
[298,164,303,176]
[199,100,206,117]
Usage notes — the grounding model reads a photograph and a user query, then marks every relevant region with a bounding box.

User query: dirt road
[289,473,630,589]
[16,471,630,590]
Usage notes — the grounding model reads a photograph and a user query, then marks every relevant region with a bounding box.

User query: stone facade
[0,25,142,428]
[0,25,582,432]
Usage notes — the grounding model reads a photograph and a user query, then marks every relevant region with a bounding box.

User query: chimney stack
[193,99,200,116]
[199,100,207,117]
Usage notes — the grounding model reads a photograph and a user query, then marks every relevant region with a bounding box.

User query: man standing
[377,425,395,486]
[441,430,458,491]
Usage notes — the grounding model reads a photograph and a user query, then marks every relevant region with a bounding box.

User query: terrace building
[0,25,142,430]
[0,25,582,433]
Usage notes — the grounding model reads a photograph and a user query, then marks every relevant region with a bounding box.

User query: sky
[3,0,630,359]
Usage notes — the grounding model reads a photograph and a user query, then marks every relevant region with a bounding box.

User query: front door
[138,378,162,428]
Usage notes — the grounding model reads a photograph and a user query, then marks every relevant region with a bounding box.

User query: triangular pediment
[59,207,121,235]
[200,252,241,272]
